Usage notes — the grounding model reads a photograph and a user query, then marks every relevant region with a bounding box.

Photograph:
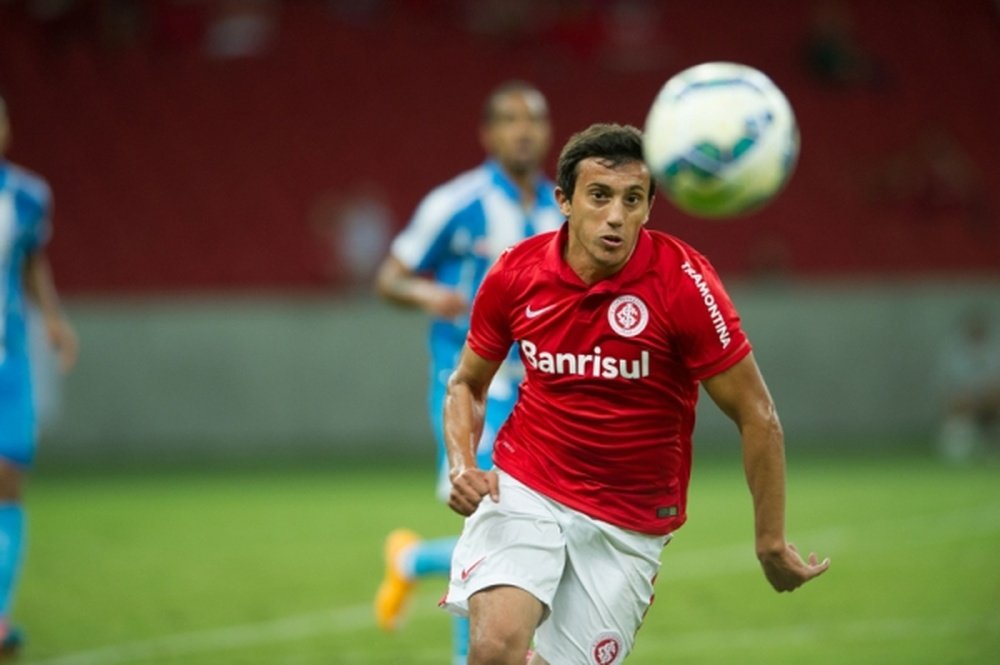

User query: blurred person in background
[308,182,392,290]
[373,80,562,665]
[0,94,79,656]
[937,310,1000,462]
[801,0,888,90]
[204,0,278,58]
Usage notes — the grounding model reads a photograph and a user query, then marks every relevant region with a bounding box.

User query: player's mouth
[599,234,624,249]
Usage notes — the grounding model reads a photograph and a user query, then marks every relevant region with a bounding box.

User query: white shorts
[441,470,671,665]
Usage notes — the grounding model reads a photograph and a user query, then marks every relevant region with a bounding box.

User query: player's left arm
[703,352,830,592]
[23,249,78,373]
[444,344,503,517]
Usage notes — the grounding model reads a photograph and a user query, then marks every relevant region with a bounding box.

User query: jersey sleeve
[389,188,456,272]
[669,251,751,380]
[466,251,514,361]
[20,174,53,250]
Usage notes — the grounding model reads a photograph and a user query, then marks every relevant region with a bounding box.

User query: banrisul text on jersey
[520,340,650,379]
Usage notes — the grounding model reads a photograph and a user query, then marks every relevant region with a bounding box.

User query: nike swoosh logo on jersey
[525,303,557,319]
[460,556,487,581]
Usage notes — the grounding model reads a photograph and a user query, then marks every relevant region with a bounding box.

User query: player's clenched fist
[448,468,499,516]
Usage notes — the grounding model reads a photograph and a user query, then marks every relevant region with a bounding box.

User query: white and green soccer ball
[643,62,799,219]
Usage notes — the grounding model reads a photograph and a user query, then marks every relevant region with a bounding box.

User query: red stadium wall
[1,0,997,295]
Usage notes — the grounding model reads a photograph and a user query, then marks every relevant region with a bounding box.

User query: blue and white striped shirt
[0,160,51,364]
[391,159,563,378]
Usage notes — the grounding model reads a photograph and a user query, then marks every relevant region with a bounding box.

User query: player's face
[481,90,551,178]
[557,157,652,284]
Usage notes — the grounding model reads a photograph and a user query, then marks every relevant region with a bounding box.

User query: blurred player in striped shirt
[373,81,562,665]
[0,94,79,658]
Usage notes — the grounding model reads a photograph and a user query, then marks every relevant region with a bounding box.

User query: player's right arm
[374,255,467,319]
[23,250,78,373]
[444,344,503,516]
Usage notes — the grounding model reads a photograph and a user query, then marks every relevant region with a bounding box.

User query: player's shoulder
[1,161,51,201]
[417,164,494,218]
[1,162,51,216]
[645,229,717,277]
[477,231,555,306]
[495,230,556,270]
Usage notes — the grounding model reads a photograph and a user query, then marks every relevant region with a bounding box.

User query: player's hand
[425,287,467,320]
[757,542,830,592]
[448,468,499,517]
[46,315,79,373]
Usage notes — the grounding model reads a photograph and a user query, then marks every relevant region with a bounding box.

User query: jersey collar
[546,223,656,292]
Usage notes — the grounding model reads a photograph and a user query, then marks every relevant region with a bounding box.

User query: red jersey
[467,225,751,535]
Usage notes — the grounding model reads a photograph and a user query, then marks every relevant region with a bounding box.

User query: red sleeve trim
[467,336,509,362]
[689,339,752,381]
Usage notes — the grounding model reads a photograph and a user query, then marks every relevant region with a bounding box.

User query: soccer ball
[643,62,799,219]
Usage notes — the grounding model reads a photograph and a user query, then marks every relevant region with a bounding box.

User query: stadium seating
[1,1,996,293]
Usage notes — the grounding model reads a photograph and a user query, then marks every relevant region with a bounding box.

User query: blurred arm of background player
[374,256,467,320]
[703,352,830,592]
[24,251,78,374]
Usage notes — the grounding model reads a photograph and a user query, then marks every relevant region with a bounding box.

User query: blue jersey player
[373,81,561,664]
[0,95,78,657]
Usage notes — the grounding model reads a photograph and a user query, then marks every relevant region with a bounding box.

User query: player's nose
[606,199,627,226]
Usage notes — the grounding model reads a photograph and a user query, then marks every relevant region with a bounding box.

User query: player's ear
[642,176,654,224]
[555,187,572,217]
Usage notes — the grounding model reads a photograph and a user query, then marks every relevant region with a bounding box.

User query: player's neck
[517,184,538,212]
[563,246,632,286]
[503,171,534,210]
[497,162,539,211]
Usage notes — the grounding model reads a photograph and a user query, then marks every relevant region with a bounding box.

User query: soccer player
[441,123,830,665]
[0,95,79,656]
[372,81,562,664]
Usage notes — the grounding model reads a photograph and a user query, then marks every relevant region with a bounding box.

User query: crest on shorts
[591,631,623,665]
[607,295,648,338]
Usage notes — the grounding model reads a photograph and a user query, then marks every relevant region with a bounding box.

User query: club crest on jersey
[591,632,623,665]
[608,295,649,338]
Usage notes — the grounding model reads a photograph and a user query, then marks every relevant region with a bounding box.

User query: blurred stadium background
[1,1,999,663]
[2,0,997,463]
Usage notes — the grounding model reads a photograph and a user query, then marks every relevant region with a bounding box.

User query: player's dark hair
[556,123,655,202]
[481,80,547,124]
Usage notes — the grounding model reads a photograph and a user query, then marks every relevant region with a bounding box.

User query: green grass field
[14,447,1000,664]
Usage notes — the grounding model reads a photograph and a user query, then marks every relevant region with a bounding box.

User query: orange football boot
[374,529,421,631]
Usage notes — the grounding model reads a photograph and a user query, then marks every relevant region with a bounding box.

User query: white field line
[638,614,1000,657]
[22,505,1000,664]
[26,606,998,665]
[22,604,374,665]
